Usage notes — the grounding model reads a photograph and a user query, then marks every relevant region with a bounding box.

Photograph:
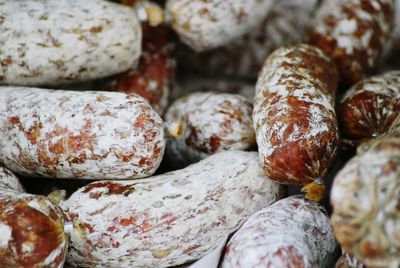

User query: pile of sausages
[0,0,399,267]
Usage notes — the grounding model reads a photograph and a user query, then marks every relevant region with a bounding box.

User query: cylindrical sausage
[0,87,165,180]
[166,0,275,52]
[165,92,255,168]
[177,0,319,79]
[309,0,395,86]
[253,44,339,187]
[0,0,142,86]
[221,195,338,268]
[331,128,400,267]
[104,22,175,115]
[0,167,68,268]
[62,151,285,267]
[338,70,400,139]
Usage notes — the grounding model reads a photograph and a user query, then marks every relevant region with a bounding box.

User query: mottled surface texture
[166,0,275,51]
[253,44,339,185]
[62,151,285,267]
[105,23,175,115]
[177,0,319,79]
[310,0,394,86]
[0,0,142,86]
[165,92,255,168]
[331,129,400,267]
[221,196,338,268]
[339,71,400,139]
[0,87,165,179]
[0,167,68,268]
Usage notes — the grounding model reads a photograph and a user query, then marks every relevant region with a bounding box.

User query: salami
[310,0,395,86]
[0,0,142,86]
[0,167,68,268]
[253,44,339,188]
[0,87,165,180]
[166,0,275,51]
[62,151,285,267]
[338,71,400,139]
[331,128,400,267]
[177,0,319,79]
[104,22,175,115]
[221,195,338,268]
[165,92,255,168]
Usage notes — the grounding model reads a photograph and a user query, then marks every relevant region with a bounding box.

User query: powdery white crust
[62,151,285,267]
[0,0,142,86]
[0,169,68,268]
[165,92,255,168]
[253,44,339,185]
[173,77,254,101]
[0,87,165,180]
[221,195,338,268]
[166,0,275,51]
[0,167,24,194]
[177,0,319,79]
[331,130,400,267]
[339,70,400,139]
[310,0,394,85]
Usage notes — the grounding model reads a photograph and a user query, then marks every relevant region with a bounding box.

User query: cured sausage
[309,0,395,86]
[331,127,400,267]
[338,70,400,139]
[0,87,165,180]
[166,0,275,51]
[62,151,285,267]
[0,167,68,268]
[221,195,338,268]
[165,92,255,168]
[0,0,142,86]
[253,44,339,189]
[104,23,175,115]
[177,0,319,79]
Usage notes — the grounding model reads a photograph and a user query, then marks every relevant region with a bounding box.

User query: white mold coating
[165,92,255,168]
[221,195,338,268]
[166,0,275,51]
[331,129,400,267]
[0,0,142,86]
[253,44,339,184]
[0,87,165,180]
[62,151,285,267]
